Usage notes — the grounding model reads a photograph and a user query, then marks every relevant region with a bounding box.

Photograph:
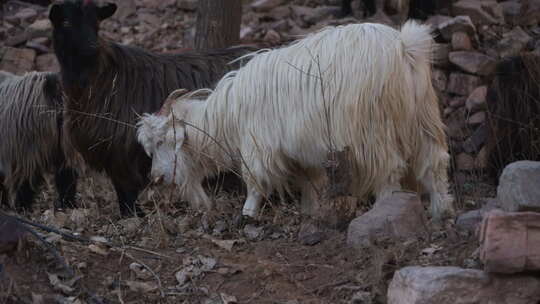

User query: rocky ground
[1,0,540,303]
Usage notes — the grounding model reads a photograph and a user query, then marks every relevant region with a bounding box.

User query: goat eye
[62,21,71,27]
[156,140,163,147]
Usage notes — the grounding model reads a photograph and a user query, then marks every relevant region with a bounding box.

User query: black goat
[49,0,254,217]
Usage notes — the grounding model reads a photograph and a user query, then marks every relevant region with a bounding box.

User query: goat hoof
[242,207,258,218]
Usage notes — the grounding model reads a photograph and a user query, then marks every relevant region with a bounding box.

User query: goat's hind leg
[54,166,78,209]
[14,174,44,212]
[112,179,145,218]
[419,169,454,222]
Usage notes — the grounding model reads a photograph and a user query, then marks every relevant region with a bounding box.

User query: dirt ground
[0,169,490,304]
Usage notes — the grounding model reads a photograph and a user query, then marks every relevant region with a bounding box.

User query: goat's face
[49,0,116,58]
[137,113,187,186]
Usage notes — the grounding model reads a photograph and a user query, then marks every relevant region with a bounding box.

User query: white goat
[137,20,454,221]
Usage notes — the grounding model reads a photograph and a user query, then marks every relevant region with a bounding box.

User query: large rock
[456,153,474,171]
[501,1,522,25]
[449,51,497,76]
[497,161,540,212]
[434,43,451,67]
[495,26,532,58]
[466,86,487,112]
[479,210,540,274]
[452,0,504,25]
[462,123,488,154]
[456,202,498,232]
[451,32,473,51]
[35,53,59,72]
[387,266,540,304]
[251,0,286,13]
[447,72,481,96]
[467,111,485,126]
[347,192,427,248]
[0,47,36,75]
[438,16,477,41]
[519,0,540,26]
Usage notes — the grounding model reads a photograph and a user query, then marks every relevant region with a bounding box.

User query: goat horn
[158,89,188,116]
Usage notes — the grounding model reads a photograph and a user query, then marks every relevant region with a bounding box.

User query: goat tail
[399,20,435,67]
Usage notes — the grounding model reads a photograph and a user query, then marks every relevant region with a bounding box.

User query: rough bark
[195,0,242,50]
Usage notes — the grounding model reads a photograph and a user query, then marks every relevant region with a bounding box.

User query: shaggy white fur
[137,20,454,220]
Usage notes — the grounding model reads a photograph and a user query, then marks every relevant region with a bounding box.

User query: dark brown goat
[49,0,254,216]
[485,52,540,180]
[0,71,77,211]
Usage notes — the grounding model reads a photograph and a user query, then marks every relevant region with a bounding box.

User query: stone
[438,16,477,42]
[387,266,540,304]
[475,146,489,169]
[0,47,36,75]
[456,204,498,232]
[451,32,473,51]
[14,8,38,24]
[497,161,540,212]
[447,72,481,96]
[298,221,324,246]
[466,86,487,112]
[496,26,532,58]
[432,69,447,92]
[305,6,340,25]
[467,111,485,126]
[479,210,540,274]
[446,107,471,140]
[263,29,280,44]
[433,43,451,67]
[456,153,474,171]
[268,5,291,20]
[290,5,316,28]
[452,0,504,25]
[519,0,540,26]
[462,123,488,154]
[347,192,427,248]
[501,1,521,25]
[449,97,466,108]
[425,15,452,29]
[25,37,49,53]
[177,0,197,11]
[27,19,52,37]
[449,51,497,76]
[251,0,286,13]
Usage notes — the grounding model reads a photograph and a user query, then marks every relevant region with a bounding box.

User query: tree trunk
[194,0,242,50]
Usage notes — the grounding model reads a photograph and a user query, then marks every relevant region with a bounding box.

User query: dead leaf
[129,262,152,280]
[175,268,190,285]
[220,293,238,304]
[199,255,217,271]
[421,244,443,256]
[211,239,238,252]
[90,236,108,243]
[47,273,74,294]
[88,244,109,256]
[126,280,158,293]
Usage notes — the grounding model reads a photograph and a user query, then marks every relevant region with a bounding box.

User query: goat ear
[49,4,63,24]
[97,3,117,21]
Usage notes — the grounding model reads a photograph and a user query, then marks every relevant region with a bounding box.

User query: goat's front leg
[184,181,213,211]
[242,185,265,218]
